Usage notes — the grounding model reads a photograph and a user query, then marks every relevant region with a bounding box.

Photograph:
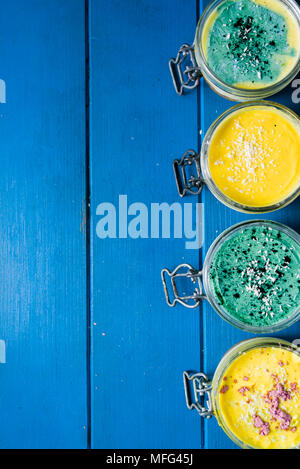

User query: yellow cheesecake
[208,105,300,207]
[218,346,300,449]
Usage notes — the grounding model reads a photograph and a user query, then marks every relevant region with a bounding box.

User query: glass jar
[161,219,300,334]
[173,100,300,213]
[184,337,300,449]
[170,0,300,100]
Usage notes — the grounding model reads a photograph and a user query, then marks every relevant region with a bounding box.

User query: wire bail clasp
[169,44,202,95]
[173,150,203,198]
[161,263,206,309]
[183,371,213,419]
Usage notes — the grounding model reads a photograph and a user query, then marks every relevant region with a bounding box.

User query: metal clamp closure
[173,150,203,198]
[183,371,213,419]
[169,44,202,95]
[161,264,206,309]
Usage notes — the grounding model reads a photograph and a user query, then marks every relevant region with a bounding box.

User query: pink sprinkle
[275,383,291,401]
[260,422,270,436]
[278,361,284,367]
[292,426,297,432]
[238,386,249,396]
[253,416,270,436]
[268,383,291,402]
[253,415,264,428]
[269,397,280,416]
[280,384,290,400]
[279,415,291,431]
[269,396,292,430]
[220,385,229,394]
[290,382,298,392]
[243,376,249,381]
[268,389,277,400]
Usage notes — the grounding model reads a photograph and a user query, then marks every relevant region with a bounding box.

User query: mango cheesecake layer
[208,223,300,328]
[208,105,300,208]
[202,0,300,89]
[218,346,300,449]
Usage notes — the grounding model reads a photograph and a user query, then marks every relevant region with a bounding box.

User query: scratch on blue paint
[0,340,6,363]
[0,79,6,103]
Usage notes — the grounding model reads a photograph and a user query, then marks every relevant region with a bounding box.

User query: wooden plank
[89,0,202,449]
[200,0,300,449]
[0,0,87,448]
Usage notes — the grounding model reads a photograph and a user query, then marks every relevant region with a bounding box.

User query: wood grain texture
[0,0,87,448]
[89,0,202,449]
[0,0,298,449]
[200,0,300,449]
[90,0,299,449]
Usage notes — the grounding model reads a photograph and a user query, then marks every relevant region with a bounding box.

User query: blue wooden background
[0,0,299,448]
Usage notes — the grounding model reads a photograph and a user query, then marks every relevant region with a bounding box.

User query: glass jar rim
[194,0,300,99]
[210,337,300,449]
[200,100,300,214]
[203,219,300,333]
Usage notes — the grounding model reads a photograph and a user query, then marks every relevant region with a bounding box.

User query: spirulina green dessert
[208,224,300,327]
[202,0,300,89]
